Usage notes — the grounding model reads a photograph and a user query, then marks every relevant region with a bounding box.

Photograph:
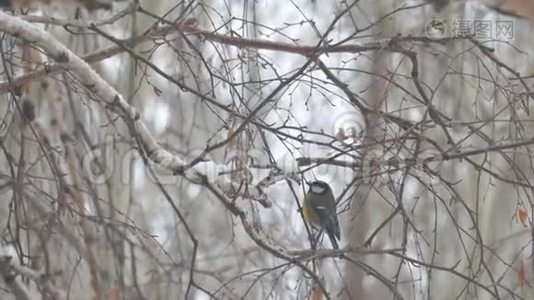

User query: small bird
[302,181,340,249]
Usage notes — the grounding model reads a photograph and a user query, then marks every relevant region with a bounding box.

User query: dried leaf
[518,208,528,227]
[518,257,526,289]
[310,279,324,300]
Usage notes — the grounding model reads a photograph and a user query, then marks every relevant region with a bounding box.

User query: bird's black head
[307,180,331,195]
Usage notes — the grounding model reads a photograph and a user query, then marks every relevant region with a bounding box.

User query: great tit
[302,181,340,249]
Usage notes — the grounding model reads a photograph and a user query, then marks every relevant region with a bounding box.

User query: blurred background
[0,0,533,299]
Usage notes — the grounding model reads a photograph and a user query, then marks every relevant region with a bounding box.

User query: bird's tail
[327,230,339,250]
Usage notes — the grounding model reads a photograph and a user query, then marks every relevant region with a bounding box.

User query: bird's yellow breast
[303,196,321,228]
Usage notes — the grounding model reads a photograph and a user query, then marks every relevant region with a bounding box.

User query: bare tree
[0,1,532,299]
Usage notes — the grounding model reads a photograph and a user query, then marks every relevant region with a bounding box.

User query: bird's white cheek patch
[311,185,325,194]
